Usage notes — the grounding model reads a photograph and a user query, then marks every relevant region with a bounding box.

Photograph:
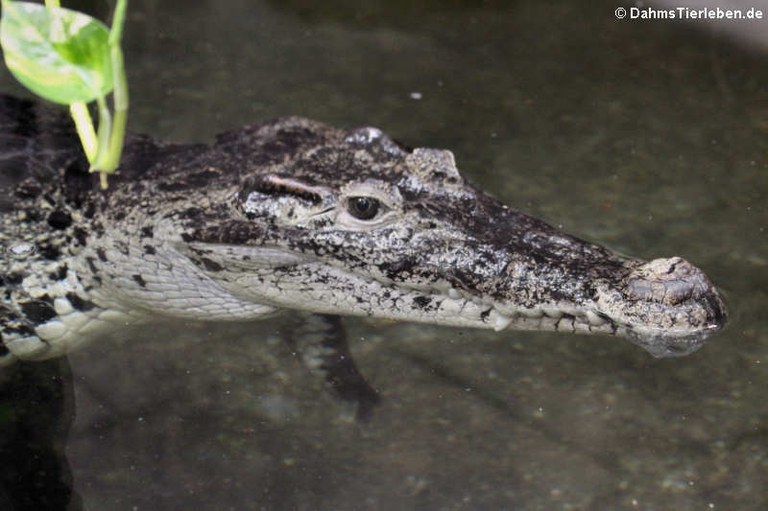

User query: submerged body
[0,96,727,368]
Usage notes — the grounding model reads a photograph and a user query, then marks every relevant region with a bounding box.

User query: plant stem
[69,102,98,162]
[101,46,127,172]
[110,0,128,46]
[101,0,129,174]
[91,0,129,189]
[93,95,113,189]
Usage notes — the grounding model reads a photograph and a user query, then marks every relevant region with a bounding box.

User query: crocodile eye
[347,196,380,220]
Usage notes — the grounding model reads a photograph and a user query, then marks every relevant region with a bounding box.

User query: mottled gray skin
[0,96,727,369]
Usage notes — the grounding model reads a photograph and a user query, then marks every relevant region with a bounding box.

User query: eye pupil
[348,196,380,220]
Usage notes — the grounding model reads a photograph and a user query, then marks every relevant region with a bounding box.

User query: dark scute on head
[156,168,223,193]
[47,210,72,230]
[108,134,194,183]
[37,242,61,260]
[62,157,97,207]
[4,272,24,286]
[72,227,89,247]
[184,169,222,187]
[291,145,399,185]
[48,264,68,281]
[215,117,338,168]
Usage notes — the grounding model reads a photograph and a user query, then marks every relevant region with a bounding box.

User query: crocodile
[0,95,727,397]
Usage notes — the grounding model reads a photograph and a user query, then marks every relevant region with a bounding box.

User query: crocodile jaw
[186,243,726,358]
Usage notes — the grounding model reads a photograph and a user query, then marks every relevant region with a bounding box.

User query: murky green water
[1,0,766,509]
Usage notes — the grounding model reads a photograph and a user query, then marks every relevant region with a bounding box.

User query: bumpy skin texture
[0,96,727,367]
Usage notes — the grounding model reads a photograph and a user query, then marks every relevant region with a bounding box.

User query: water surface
[1,1,766,509]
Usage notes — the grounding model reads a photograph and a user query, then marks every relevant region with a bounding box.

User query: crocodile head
[179,119,727,358]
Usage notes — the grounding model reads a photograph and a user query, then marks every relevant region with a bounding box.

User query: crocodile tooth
[493,313,513,331]
[586,310,605,326]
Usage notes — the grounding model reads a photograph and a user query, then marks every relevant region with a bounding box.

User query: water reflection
[0,359,81,510]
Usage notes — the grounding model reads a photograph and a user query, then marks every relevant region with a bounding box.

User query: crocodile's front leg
[287,313,380,420]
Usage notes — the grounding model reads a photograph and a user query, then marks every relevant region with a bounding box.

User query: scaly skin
[0,96,727,367]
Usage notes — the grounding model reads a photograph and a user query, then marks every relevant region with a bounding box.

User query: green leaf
[0,1,113,105]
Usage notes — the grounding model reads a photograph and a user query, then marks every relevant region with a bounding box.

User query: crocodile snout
[592,256,727,357]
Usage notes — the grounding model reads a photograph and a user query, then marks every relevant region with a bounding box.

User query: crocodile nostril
[626,257,709,305]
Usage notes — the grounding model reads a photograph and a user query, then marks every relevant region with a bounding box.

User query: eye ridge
[347,196,380,221]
